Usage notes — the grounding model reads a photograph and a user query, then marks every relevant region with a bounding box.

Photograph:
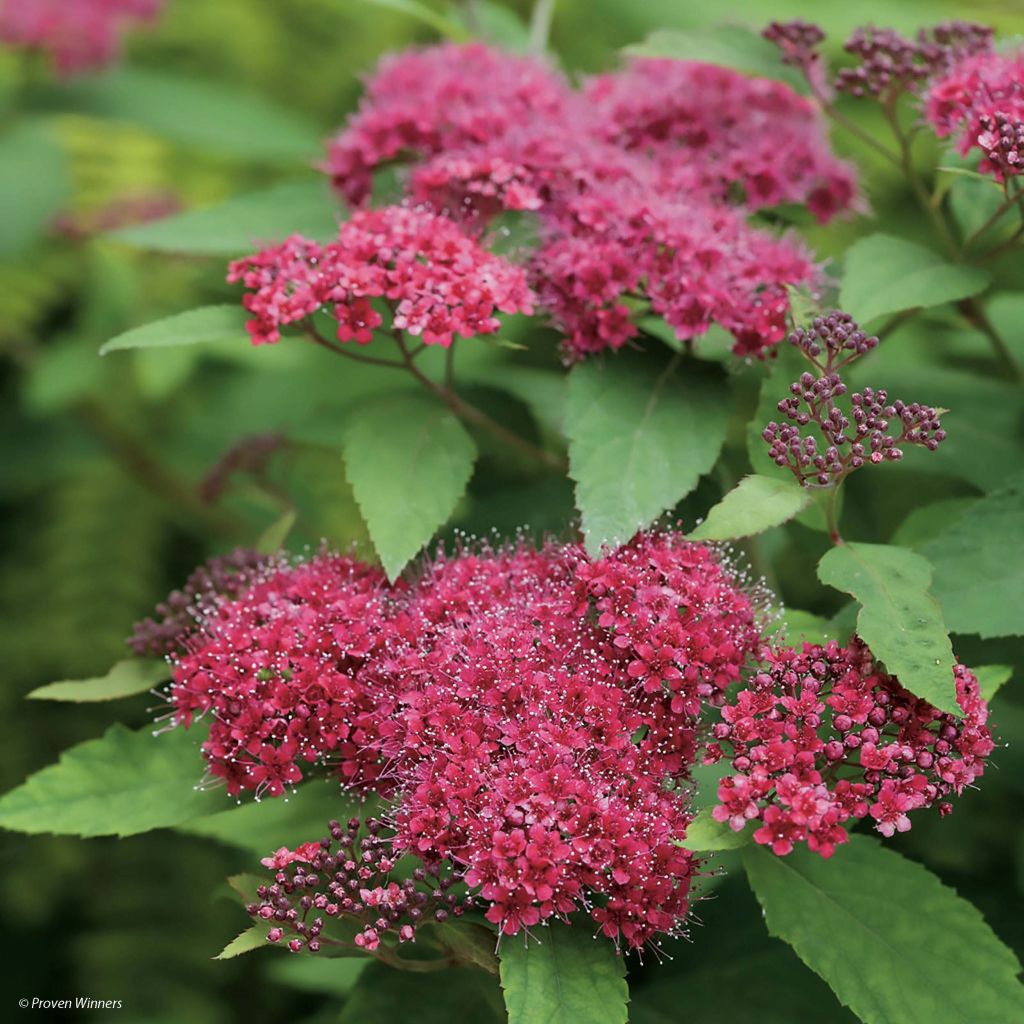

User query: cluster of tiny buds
[788,311,878,369]
[977,112,1024,179]
[764,20,992,101]
[763,311,945,486]
[762,20,826,71]
[248,818,469,954]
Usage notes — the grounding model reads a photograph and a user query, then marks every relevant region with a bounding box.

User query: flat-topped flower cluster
[143,530,993,953]
[228,42,860,362]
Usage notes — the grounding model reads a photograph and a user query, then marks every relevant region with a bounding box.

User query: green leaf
[458,1,531,51]
[268,956,368,996]
[817,543,957,714]
[26,659,168,702]
[890,497,977,550]
[215,926,268,960]
[631,877,855,1024]
[772,608,833,646]
[923,478,1024,639]
[566,352,730,556]
[75,68,322,161]
[356,0,470,40]
[742,836,1024,1024]
[676,807,751,852]
[0,724,221,837]
[343,392,477,580]
[690,474,809,540]
[256,509,297,554]
[974,665,1013,702]
[499,919,628,1024]
[109,179,341,256]
[626,26,806,92]
[177,780,363,856]
[840,233,990,325]
[0,118,69,256]
[100,305,249,356]
[340,963,505,1023]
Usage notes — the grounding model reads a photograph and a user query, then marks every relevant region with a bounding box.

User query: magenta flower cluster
[313,42,859,361]
[159,532,763,949]
[708,639,993,858]
[226,205,534,348]
[0,0,163,76]
[926,51,1024,182]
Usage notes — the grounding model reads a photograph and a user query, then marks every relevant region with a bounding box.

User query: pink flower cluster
[322,43,858,361]
[168,554,391,797]
[226,205,534,347]
[164,531,763,949]
[925,51,1024,182]
[708,639,994,858]
[0,0,163,76]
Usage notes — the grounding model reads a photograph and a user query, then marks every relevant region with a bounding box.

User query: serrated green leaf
[177,781,363,856]
[676,807,751,852]
[890,497,977,550]
[499,919,628,1024]
[974,665,1013,702]
[817,543,957,714]
[690,474,809,540]
[215,926,268,960]
[26,659,168,702]
[340,963,505,1023]
[343,391,477,580]
[924,478,1024,639]
[0,724,221,837]
[566,352,729,555]
[100,305,248,355]
[840,234,990,325]
[0,118,69,256]
[625,26,806,93]
[742,836,1024,1024]
[75,68,322,161]
[110,180,341,256]
[631,877,855,1024]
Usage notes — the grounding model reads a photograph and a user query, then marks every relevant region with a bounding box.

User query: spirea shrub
[4,10,1024,1024]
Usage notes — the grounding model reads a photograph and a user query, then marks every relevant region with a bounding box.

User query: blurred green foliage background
[2,1,1023,1020]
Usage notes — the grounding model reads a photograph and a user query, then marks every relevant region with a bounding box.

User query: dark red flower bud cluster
[127,548,273,657]
[763,20,825,73]
[708,639,994,858]
[248,818,468,954]
[762,311,945,487]
[977,111,1024,180]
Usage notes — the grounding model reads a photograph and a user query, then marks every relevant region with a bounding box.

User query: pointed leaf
[817,543,957,714]
[0,118,69,255]
[256,509,298,554]
[840,233,990,324]
[742,836,1024,1024]
[110,180,341,256]
[566,352,729,556]
[690,474,809,540]
[923,477,1024,639]
[26,659,168,702]
[101,305,248,355]
[343,392,477,580]
[215,926,269,960]
[499,919,628,1024]
[0,724,221,837]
